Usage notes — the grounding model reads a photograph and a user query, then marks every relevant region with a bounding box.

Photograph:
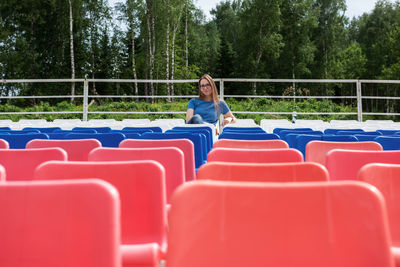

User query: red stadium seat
[26,139,101,161]
[166,180,394,267]
[326,149,400,181]
[306,141,382,166]
[358,163,400,266]
[119,138,195,181]
[212,139,289,149]
[0,139,9,149]
[0,179,121,267]
[88,147,184,203]
[0,148,67,181]
[34,160,167,267]
[207,148,303,163]
[0,164,5,182]
[197,162,329,182]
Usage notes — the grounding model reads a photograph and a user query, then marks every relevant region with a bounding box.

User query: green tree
[277,0,318,80]
[216,36,235,78]
[311,0,347,83]
[238,0,283,94]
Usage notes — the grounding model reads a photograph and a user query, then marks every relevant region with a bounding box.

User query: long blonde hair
[198,74,220,114]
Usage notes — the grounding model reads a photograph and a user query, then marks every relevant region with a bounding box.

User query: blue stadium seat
[322,134,358,142]
[324,128,364,135]
[273,128,313,135]
[72,127,112,133]
[219,132,280,141]
[122,126,162,133]
[279,130,323,141]
[295,134,324,156]
[140,132,206,168]
[64,133,125,147]
[354,134,378,141]
[0,133,49,149]
[23,127,62,133]
[374,136,400,150]
[377,130,400,135]
[169,126,213,152]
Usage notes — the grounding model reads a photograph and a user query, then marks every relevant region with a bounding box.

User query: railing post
[219,79,224,101]
[219,79,224,133]
[356,80,363,122]
[83,77,89,121]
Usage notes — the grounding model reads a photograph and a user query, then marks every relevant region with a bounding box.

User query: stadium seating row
[1,121,400,267]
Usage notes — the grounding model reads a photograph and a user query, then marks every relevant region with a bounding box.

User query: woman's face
[199,78,212,97]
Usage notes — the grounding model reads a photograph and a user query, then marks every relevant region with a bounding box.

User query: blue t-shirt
[187,98,230,125]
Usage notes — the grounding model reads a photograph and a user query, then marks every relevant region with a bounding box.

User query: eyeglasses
[199,83,211,89]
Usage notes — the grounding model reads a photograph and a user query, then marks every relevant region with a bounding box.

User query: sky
[194,0,392,20]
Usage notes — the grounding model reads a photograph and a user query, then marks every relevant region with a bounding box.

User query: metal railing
[1,78,400,121]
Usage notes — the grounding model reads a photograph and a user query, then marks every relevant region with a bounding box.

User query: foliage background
[1,0,400,118]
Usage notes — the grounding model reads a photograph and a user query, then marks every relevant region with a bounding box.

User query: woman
[186,74,236,127]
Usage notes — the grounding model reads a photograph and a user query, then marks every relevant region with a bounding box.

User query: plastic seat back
[0,164,5,181]
[207,148,303,163]
[218,132,280,140]
[167,181,393,267]
[326,149,400,180]
[34,160,167,249]
[306,141,383,166]
[358,163,400,247]
[322,134,358,142]
[0,148,67,181]
[295,134,323,156]
[170,126,213,152]
[23,127,62,133]
[64,132,125,147]
[354,134,378,141]
[286,133,321,149]
[72,126,112,133]
[222,126,265,133]
[0,139,9,149]
[123,126,163,133]
[374,136,400,150]
[336,130,381,136]
[0,129,40,134]
[112,129,153,135]
[0,180,121,267]
[26,139,102,161]
[279,130,322,141]
[168,128,212,153]
[119,138,195,181]
[378,130,400,135]
[213,139,289,149]
[324,128,364,135]
[273,127,313,134]
[0,133,49,149]
[141,132,206,168]
[197,162,328,182]
[54,129,97,133]
[88,147,185,202]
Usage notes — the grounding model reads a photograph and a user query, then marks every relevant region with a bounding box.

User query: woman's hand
[221,117,233,126]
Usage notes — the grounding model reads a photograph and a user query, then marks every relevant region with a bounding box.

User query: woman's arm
[222,111,236,126]
[186,108,194,123]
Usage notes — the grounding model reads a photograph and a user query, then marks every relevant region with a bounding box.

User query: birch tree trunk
[253,25,264,95]
[146,0,155,103]
[165,0,171,102]
[170,5,182,99]
[185,3,188,73]
[68,0,75,103]
[145,1,153,102]
[89,10,97,96]
[129,14,138,101]
[151,11,155,102]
